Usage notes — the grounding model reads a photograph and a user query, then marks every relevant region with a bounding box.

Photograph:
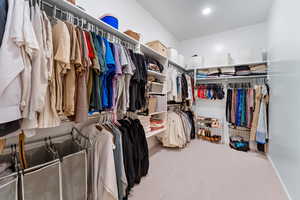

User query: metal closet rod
[40,0,135,49]
[3,127,88,152]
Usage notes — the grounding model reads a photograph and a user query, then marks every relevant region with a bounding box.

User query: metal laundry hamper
[228,125,251,141]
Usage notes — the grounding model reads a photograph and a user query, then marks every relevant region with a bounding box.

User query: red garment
[84,31,95,59]
[199,85,206,99]
[197,86,201,98]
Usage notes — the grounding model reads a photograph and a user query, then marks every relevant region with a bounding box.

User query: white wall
[76,0,179,48]
[268,0,300,199]
[179,23,268,67]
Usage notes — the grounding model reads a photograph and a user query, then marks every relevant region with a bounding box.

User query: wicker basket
[146,40,167,57]
[228,125,251,141]
[149,82,163,93]
[67,0,76,5]
[148,97,157,114]
[124,30,141,41]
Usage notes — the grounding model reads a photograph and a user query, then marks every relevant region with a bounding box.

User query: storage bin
[148,97,158,113]
[167,48,178,62]
[146,40,167,57]
[124,30,141,41]
[149,82,164,93]
[228,125,250,142]
[100,14,119,30]
[188,55,203,68]
[155,96,167,112]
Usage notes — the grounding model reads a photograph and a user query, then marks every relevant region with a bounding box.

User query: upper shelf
[45,0,139,45]
[168,59,186,71]
[140,44,167,61]
[196,74,268,82]
[188,61,268,71]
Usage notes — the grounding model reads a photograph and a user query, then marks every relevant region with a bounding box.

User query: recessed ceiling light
[202,7,212,16]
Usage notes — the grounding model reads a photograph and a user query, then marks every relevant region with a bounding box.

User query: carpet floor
[130,140,288,200]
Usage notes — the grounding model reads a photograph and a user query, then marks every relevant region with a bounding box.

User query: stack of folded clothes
[207,68,220,77]
[150,118,165,131]
[220,67,235,77]
[250,64,267,75]
[196,69,208,79]
[235,66,251,76]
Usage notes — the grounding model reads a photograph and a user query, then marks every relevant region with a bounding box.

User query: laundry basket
[228,125,251,141]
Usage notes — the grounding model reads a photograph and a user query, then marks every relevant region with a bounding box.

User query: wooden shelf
[146,127,167,138]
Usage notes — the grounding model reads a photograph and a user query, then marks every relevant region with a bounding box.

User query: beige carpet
[130,140,288,200]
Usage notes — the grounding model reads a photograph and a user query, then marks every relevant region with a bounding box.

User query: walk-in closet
[0,0,299,199]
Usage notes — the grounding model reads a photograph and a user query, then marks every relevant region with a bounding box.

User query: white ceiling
[137,0,273,41]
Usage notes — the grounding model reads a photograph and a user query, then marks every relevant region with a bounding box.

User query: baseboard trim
[267,154,292,200]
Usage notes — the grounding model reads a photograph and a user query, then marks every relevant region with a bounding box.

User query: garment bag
[22,161,61,200]
[0,175,18,200]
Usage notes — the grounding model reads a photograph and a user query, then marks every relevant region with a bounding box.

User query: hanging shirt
[0,0,25,124]
[0,0,8,46]
[81,124,118,200]
[37,12,61,129]
[102,39,116,109]
[75,29,88,123]
[111,44,122,110]
[25,4,50,128]
[256,86,268,144]
[52,19,71,115]
[63,22,78,117]
[20,1,39,120]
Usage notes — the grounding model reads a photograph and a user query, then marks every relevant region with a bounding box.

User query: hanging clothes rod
[196,75,268,85]
[40,0,137,48]
[2,127,88,153]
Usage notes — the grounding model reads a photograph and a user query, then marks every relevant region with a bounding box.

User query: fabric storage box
[148,97,158,113]
[155,96,167,112]
[167,48,178,62]
[188,55,204,68]
[146,40,167,57]
[149,82,164,93]
[124,30,141,41]
[100,14,119,29]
